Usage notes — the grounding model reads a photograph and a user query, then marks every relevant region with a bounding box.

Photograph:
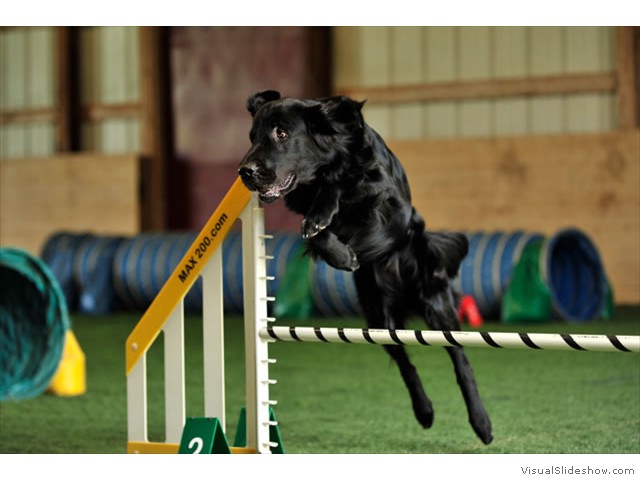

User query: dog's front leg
[301,185,341,240]
[308,230,359,272]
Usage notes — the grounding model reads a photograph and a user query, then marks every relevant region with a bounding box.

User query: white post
[241,194,275,454]
[202,248,226,427]
[163,301,186,444]
[127,352,148,446]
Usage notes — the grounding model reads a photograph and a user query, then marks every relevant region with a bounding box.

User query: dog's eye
[273,127,288,140]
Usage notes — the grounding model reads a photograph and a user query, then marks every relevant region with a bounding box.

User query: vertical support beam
[616,27,639,130]
[202,248,226,427]
[305,27,332,97]
[139,26,171,230]
[163,301,185,444]
[54,26,79,152]
[241,194,273,454]
[127,352,148,449]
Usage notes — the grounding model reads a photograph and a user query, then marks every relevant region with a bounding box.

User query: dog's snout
[238,164,257,180]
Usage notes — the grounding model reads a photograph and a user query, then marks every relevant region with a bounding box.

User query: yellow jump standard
[126,178,280,454]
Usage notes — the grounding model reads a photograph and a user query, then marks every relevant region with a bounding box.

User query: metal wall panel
[333,26,617,140]
[79,26,140,153]
[423,27,457,138]
[390,27,423,139]
[0,28,56,158]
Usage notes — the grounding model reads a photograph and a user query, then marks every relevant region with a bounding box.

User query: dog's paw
[410,390,434,429]
[414,404,434,429]
[301,217,329,239]
[470,408,493,445]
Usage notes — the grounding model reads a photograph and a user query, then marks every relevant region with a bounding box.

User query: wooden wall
[389,130,640,303]
[0,154,141,255]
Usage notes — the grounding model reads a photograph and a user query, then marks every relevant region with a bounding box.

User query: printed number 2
[188,437,204,454]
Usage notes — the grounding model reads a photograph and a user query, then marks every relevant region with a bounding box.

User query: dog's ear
[247,90,281,117]
[304,96,366,147]
[319,96,366,130]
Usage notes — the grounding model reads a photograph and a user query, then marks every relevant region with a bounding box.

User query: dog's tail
[424,230,468,279]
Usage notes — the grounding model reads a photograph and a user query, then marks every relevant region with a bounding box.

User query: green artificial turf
[1,307,639,454]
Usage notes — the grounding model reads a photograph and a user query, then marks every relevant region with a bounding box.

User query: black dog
[238,90,493,445]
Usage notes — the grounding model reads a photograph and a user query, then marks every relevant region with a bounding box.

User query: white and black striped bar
[260,326,640,353]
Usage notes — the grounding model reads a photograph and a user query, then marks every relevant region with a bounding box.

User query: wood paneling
[389,130,640,303]
[0,154,141,255]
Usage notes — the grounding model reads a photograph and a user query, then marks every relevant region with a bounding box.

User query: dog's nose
[238,165,256,180]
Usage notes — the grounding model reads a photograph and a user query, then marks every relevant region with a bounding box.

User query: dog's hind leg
[383,344,434,429]
[424,290,493,444]
[444,346,493,444]
[354,268,434,428]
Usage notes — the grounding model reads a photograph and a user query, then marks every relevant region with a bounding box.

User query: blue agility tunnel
[457,229,609,323]
[39,227,609,323]
[112,231,303,313]
[539,228,608,323]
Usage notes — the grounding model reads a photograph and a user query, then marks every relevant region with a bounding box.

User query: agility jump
[125,177,640,454]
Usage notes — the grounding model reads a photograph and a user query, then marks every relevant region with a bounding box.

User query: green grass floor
[1,307,639,454]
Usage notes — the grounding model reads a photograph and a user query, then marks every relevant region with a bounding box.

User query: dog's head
[238,90,365,203]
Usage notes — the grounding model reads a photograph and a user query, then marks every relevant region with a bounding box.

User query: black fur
[238,90,493,444]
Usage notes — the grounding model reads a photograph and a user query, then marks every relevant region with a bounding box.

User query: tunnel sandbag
[0,248,70,401]
[273,243,314,319]
[501,239,552,323]
[540,228,608,323]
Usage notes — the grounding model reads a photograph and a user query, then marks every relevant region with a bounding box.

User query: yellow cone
[48,330,86,396]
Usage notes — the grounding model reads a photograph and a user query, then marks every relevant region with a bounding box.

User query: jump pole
[261,326,640,353]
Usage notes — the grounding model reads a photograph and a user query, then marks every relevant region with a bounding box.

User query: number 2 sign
[178,417,231,454]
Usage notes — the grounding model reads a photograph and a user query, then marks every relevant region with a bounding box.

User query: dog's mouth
[258,173,296,203]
